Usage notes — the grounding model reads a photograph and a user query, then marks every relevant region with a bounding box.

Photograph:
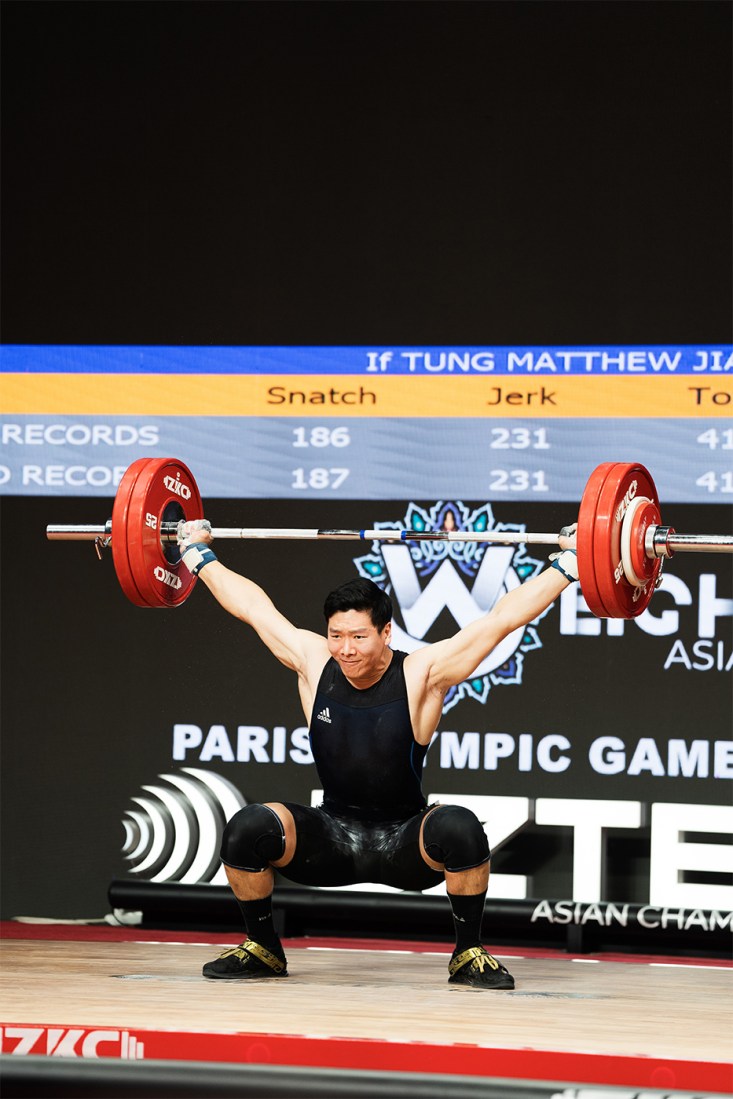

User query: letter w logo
[382,544,522,677]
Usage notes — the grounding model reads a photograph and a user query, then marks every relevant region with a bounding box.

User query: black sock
[237,896,284,959]
[447,890,487,956]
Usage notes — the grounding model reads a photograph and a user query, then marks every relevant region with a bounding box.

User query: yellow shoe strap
[241,940,287,974]
[449,946,499,977]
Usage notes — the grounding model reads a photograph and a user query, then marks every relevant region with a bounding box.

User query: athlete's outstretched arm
[419,530,578,691]
[176,522,326,674]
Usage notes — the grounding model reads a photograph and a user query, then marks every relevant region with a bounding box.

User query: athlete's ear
[383,621,392,643]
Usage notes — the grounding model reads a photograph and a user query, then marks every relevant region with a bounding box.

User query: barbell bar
[45,456,733,617]
[46,522,733,553]
[47,523,568,545]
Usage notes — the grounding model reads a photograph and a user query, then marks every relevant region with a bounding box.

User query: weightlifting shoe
[203,940,288,980]
[448,946,515,989]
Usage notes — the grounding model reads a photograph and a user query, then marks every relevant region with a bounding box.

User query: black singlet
[308,650,429,822]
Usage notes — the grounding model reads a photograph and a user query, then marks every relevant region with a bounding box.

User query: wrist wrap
[181,544,218,575]
[549,548,579,583]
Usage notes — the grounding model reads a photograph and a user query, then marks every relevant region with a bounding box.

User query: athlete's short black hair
[323,578,393,632]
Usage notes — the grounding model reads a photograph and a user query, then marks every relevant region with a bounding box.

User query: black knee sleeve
[423,805,490,873]
[220,804,286,872]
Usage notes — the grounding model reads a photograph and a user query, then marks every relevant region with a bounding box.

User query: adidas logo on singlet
[316,707,332,724]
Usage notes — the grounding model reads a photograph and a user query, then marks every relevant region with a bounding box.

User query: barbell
[46,456,733,617]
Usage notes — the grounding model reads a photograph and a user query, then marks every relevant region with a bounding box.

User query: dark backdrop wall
[1,1,731,921]
[2,0,731,346]
[2,491,732,919]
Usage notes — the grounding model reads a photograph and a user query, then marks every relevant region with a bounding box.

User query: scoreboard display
[1,343,732,501]
[1,343,732,930]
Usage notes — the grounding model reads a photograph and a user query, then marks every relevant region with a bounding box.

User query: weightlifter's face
[326,609,392,684]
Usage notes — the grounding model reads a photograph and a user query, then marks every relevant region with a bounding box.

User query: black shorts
[276,802,444,892]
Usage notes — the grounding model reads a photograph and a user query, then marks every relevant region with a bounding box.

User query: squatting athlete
[177,520,579,990]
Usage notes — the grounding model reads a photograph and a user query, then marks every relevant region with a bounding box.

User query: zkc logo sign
[354,500,548,712]
[1,1025,144,1058]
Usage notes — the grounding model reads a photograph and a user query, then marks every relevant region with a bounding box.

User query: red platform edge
[1,1022,731,1093]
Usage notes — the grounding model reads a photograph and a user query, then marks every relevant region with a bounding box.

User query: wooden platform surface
[2,936,731,1065]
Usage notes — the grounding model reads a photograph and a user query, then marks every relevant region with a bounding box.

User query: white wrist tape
[181,544,218,575]
[549,548,579,583]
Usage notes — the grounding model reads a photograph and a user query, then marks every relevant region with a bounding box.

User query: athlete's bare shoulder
[299,630,331,677]
[402,644,441,696]
[293,632,330,722]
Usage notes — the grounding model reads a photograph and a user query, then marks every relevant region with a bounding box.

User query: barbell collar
[644,525,733,559]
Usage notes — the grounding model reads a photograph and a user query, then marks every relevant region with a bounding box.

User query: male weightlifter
[177,521,579,989]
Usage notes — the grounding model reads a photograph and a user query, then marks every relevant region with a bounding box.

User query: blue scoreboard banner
[2,342,732,374]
